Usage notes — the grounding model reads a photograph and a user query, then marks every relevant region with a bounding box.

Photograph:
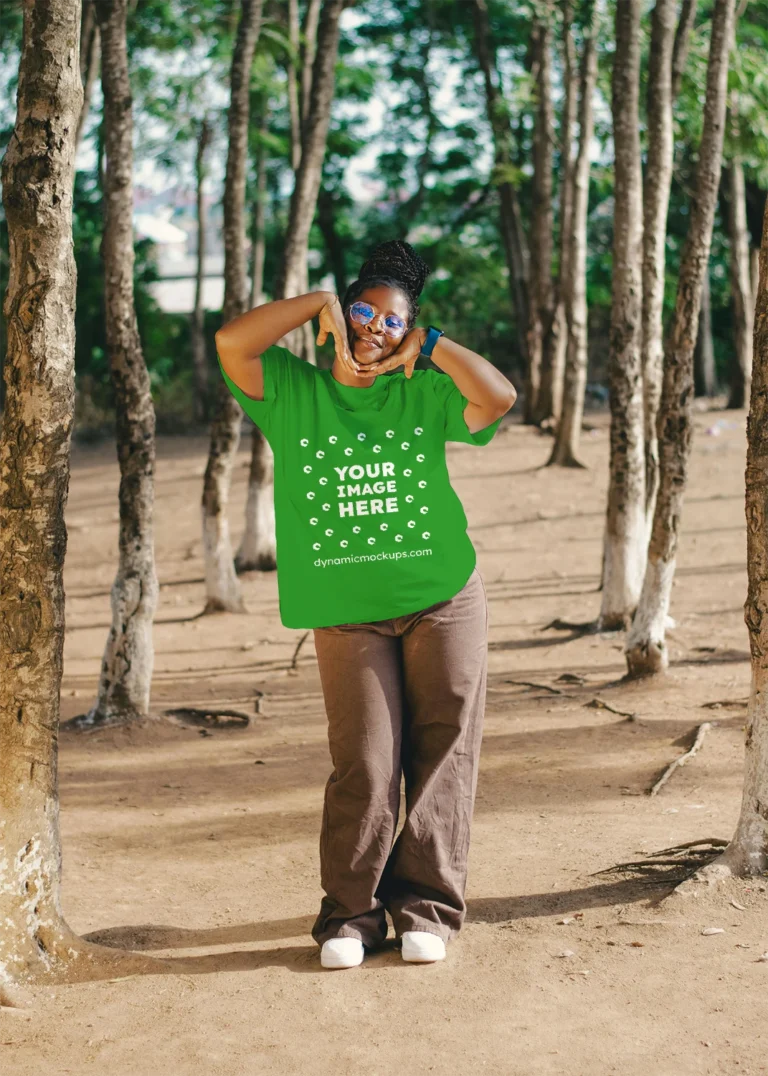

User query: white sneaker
[320,937,365,969]
[401,930,447,963]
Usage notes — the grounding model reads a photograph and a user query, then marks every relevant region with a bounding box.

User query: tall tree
[548,0,598,468]
[641,0,696,533]
[599,0,646,630]
[83,0,159,725]
[202,0,264,612]
[528,3,557,426]
[0,0,153,998]
[700,191,768,880]
[192,114,213,425]
[0,0,99,1003]
[545,0,578,432]
[75,0,100,152]
[237,0,346,573]
[726,147,754,408]
[471,0,530,389]
[625,0,735,676]
[694,267,717,396]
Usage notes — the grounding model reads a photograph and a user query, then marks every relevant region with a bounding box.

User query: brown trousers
[311,565,488,948]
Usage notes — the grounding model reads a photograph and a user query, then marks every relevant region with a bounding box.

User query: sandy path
[3,408,767,1076]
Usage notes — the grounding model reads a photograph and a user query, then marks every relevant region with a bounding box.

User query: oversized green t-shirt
[217,344,502,629]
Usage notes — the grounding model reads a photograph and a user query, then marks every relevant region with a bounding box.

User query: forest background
[2,0,767,435]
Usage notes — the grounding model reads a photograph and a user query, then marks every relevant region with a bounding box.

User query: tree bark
[699,192,768,878]
[317,185,348,299]
[625,0,735,676]
[726,155,754,409]
[299,0,322,140]
[471,0,530,387]
[192,115,212,425]
[694,264,717,396]
[529,8,558,426]
[85,0,159,725]
[0,0,84,1001]
[249,106,270,310]
[74,0,100,153]
[546,0,578,432]
[642,0,682,536]
[273,0,345,330]
[0,0,150,999]
[599,0,646,631]
[548,2,598,468]
[203,0,264,611]
[237,0,341,574]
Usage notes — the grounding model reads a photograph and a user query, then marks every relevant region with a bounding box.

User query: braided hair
[341,239,431,334]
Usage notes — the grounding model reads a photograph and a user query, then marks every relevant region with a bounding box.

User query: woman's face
[345,285,411,367]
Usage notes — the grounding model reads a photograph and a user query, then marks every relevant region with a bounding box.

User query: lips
[357,337,381,350]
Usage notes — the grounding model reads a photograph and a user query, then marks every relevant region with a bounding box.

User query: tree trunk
[548,2,598,468]
[0,0,152,999]
[641,0,678,536]
[471,0,530,388]
[299,0,322,139]
[547,0,577,433]
[317,186,348,299]
[202,0,264,611]
[625,0,734,676]
[287,0,302,173]
[529,8,558,426]
[74,0,100,153]
[699,194,768,878]
[726,156,754,409]
[249,106,270,309]
[273,0,344,332]
[237,0,341,575]
[0,0,85,1003]
[599,0,646,631]
[694,265,717,396]
[84,0,159,726]
[192,115,212,425]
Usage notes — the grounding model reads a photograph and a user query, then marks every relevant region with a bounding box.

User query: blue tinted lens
[349,302,405,336]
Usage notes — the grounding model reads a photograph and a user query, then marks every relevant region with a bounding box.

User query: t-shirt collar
[322,367,393,412]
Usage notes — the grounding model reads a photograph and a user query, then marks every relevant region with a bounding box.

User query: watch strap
[418,325,444,360]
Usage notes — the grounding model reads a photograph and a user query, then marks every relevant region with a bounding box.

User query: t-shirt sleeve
[216,343,307,440]
[428,368,503,446]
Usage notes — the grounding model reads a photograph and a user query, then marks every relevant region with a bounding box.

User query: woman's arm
[429,335,517,433]
[215,291,335,400]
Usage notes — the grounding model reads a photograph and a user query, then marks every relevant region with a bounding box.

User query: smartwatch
[418,325,444,361]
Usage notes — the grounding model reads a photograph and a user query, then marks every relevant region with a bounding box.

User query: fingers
[317,328,327,346]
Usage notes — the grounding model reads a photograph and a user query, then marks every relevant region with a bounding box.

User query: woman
[216,240,516,970]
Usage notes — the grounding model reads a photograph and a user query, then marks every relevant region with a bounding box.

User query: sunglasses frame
[347,300,407,338]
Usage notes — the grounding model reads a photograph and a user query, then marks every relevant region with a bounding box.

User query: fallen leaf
[730,899,746,911]
[701,928,725,936]
[557,949,576,958]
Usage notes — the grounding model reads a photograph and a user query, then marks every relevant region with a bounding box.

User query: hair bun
[358,239,431,300]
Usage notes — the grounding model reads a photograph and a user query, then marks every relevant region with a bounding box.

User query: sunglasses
[348,301,407,338]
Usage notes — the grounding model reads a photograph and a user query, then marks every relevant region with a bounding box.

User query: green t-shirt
[217,345,502,629]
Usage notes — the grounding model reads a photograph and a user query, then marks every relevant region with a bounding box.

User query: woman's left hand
[362,327,426,380]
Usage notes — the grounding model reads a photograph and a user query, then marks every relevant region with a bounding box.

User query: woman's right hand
[316,295,359,375]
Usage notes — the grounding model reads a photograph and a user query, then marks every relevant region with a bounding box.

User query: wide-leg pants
[310,565,488,948]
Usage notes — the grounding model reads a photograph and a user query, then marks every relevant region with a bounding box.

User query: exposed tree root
[648,722,713,795]
[584,697,638,719]
[506,679,564,695]
[593,839,729,886]
[3,929,175,1003]
[541,617,599,634]
[289,631,311,673]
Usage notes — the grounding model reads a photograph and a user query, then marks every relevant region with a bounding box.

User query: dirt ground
[3,405,768,1076]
